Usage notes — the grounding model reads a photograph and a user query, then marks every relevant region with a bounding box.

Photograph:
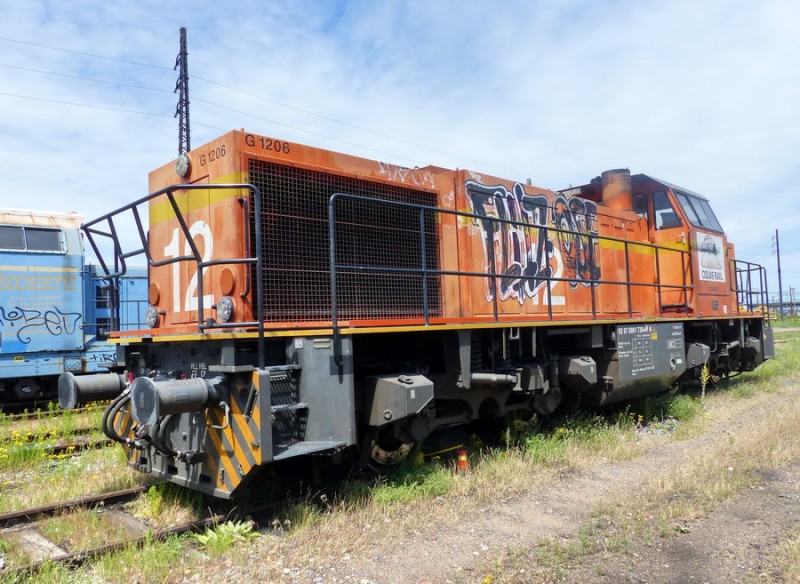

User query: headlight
[175,153,191,178]
[145,305,160,328]
[216,296,234,322]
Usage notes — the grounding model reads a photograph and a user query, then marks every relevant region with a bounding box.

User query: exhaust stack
[601,169,633,210]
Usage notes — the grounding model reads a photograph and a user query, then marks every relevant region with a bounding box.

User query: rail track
[0,406,105,449]
[1,406,97,423]
[0,483,290,577]
[44,437,114,457]
[0,485,150,529]
[0,427,98,446]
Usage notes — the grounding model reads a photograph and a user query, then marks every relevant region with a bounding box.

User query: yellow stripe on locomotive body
[107,312,762,346]
[79,129,773,499]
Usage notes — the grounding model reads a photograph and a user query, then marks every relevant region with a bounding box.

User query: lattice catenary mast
[174,27,190,155]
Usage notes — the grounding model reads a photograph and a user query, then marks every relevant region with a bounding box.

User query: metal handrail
[82,183,267,369]
[732,259,769,321]
[327,192,702,364]
[82,271,149,338]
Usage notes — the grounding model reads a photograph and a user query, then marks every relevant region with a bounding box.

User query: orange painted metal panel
[141,130,753,337]
[451,169,661,321]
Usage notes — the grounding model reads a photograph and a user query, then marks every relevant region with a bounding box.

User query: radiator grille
[248,160,441,323]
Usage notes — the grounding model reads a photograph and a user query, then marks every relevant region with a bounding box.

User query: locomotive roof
[641,175,710,201]
[0,208,84,229]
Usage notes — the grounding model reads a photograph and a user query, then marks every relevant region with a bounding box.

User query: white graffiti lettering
[378,161,436,189]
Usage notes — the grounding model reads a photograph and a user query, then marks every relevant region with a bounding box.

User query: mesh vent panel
[249,160,441,322]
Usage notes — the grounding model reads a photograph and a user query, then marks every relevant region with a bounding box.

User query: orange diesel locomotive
[63,130,773,498]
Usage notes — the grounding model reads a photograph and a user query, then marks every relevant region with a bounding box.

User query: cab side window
[633,193,649,220]
[653,190,682,230]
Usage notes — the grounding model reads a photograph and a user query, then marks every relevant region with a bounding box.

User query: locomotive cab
[632,177,734,318]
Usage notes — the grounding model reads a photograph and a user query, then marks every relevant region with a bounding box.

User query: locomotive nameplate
[617,322,685,381]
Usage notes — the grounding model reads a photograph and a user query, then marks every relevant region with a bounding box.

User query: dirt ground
[562,464,800,584]
[199,378,800,584]
[353,436,799,584]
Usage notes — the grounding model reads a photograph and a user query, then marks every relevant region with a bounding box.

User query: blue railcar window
[24,228,64,251]
[0,226,64,252]
[0,226,25,249]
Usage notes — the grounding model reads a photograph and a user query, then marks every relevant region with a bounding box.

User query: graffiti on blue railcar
[0,305,82,344]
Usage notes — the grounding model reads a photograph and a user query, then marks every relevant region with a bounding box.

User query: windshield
[674,190,724,233]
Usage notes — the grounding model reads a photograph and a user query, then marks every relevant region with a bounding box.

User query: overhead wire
[0,36,171,71]
[0,58,421,163]
[0,35,569,185]
[0,63,172,94]
[191,73,568,183]
[0,91,225,131]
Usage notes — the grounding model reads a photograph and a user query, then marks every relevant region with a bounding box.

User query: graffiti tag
[378,162,436,189]
[0,306,82,344]
[465,181,601,305]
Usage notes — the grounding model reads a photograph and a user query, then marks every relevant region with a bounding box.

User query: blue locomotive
[0,208,146,408]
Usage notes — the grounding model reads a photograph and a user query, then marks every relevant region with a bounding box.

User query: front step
[264,365,310,459]
[271,402,308,413]
[273,440,347,461]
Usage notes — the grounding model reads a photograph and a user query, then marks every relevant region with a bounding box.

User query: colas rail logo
[697,233,725,282]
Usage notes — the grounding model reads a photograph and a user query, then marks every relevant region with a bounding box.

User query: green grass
[371,460,456,505]
[770,315,800,328]
[0,407,106,473]
[0,446,147,513]
[192,520,260,556]
[126,482,204,529]
[90,535,185,583]
[484,331,800,583]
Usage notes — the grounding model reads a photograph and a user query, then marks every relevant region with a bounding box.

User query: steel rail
[0,485,152,529]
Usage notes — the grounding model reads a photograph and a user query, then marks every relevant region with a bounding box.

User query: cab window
[675,191,723,232]
[653,190,682,230]
[633,193,649,220]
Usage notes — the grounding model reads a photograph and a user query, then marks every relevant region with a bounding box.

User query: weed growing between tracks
[0,447,149,513]
[127,483,204,529]
[192,520,260,556]
[39,510,132,553]
[0,406,106,476]
[0,406,103,444]
[88,535,185,583]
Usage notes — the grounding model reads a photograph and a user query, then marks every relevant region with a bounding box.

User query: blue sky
[1,1,798,304]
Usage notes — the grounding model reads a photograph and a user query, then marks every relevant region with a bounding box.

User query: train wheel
[532,390,562,415]
[364,426,415,468]
[12,378,39,401]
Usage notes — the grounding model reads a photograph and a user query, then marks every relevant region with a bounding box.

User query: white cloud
[0,0,797,298]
